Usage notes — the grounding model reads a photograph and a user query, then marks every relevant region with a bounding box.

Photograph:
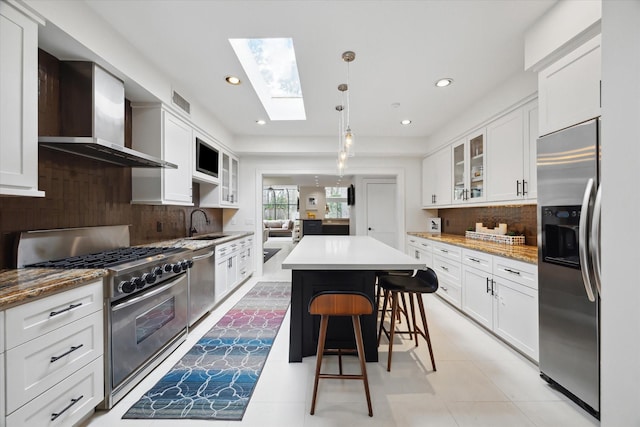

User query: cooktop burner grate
[25,246,182,269]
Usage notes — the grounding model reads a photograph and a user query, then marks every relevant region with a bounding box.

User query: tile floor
[83,237,600,427]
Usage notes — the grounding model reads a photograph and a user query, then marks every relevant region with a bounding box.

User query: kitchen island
[282,235,423,362]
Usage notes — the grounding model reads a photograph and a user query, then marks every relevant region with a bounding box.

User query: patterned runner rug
[123,281,291,420]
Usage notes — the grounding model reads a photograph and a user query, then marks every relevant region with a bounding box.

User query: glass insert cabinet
[452,129,486,203]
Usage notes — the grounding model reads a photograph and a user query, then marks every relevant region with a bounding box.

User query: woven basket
[465,231,525,245]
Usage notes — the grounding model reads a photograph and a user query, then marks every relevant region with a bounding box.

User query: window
[325,187,349,219]
[263,186,299,220]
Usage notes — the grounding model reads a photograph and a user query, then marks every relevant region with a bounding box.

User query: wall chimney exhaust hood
[39,62,176,169]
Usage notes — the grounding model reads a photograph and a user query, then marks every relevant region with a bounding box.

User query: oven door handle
[112,275,185,312]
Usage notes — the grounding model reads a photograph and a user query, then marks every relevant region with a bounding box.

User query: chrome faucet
[189,209,210,237]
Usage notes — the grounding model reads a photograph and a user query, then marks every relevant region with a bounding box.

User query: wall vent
[172,90,191,115]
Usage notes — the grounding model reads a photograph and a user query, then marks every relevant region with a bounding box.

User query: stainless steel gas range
[17,225,193,409]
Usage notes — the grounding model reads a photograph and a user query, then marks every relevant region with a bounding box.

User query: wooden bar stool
[308,291,374,417]
[377,268,438,372]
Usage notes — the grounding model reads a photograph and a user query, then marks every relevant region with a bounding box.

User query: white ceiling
[77,0,555,141]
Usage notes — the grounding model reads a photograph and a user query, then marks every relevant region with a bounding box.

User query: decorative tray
[465,231,525,245]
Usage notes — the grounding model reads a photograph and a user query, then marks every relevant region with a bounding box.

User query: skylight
[229,37,306,121]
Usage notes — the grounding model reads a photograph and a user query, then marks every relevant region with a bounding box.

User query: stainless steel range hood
[39,62,176,169]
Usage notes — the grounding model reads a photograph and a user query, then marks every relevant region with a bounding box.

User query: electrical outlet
[156,221,163,232]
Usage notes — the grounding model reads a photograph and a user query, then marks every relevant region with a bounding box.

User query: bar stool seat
[309,291,374,417]
[377,268,438,372]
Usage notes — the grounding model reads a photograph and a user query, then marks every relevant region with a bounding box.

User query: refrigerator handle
[579,178,596,302]
[590,184,602,296]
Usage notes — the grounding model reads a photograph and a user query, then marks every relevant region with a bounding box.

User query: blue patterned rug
[123,281,291,420]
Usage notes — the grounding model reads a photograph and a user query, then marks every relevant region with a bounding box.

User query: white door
[365,182,397,248]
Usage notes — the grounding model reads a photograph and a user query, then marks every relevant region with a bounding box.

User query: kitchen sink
[189,235,228,240]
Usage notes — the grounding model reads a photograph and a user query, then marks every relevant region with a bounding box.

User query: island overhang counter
[282,235,424,362]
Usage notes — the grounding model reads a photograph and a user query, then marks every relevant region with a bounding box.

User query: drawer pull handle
[440,249,449,253]
[441,286,448,292]
[469,258,480,263]
[50,344,84,363]
[51,395,84,421]
[440,266,449,272]
[504,268,521,276]
[49,303,82,317]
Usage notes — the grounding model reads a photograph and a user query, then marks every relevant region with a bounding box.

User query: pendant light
[342,51,355,157]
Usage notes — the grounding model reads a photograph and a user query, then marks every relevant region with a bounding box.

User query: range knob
[142,272,156,284]
[153,266,163,276]
[163,263,172,273]
[118,280,136,294]
[172,263,182,273]
[131,277,144,289]
[180,260,189,270]
[186,259,194,268]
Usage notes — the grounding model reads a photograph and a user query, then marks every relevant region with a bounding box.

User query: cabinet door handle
[486,277,491,293]
[49,303,82,317]
[522,180,528,196]
[441,286,448,292]
[491,279,496,297]
[51,395,84,421]
[440,266,449,272]
[504,268,521,276]
[50,344,84,363]
[516,180,521,196]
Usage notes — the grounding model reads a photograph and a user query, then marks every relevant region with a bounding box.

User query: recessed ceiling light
[225,75,241,85]
[401,119,412,125]
[391,102,401,108]
[435,78,453,88]
[256,119,266,125]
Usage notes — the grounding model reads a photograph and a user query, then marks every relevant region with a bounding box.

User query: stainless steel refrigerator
[537,118,602,418]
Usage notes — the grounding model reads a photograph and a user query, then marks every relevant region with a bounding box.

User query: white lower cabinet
[3,280,104,425]
[431,242,462,309]
[214,235,254,303]
[6,357,103,427]
[461,248,538,361]
[406,236,432,269]
[406,235,538,361]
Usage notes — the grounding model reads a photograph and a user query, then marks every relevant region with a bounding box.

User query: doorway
[363,178,398,248]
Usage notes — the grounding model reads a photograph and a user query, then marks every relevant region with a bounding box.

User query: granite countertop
[0,268,108,310]
[0,231,254,310]
[407,232,538,264]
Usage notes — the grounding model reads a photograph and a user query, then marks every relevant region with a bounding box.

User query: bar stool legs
[309,293,373,417]
[377,290,436,372]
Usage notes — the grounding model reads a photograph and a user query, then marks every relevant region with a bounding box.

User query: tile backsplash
[438,205,537,246]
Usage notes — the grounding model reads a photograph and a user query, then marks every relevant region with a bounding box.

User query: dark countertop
[0,231,253,310]
[407,232,538,264]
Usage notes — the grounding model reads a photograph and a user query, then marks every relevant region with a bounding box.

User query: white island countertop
[282,235,424,270]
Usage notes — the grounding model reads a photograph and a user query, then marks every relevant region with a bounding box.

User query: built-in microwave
[195,138,219,178]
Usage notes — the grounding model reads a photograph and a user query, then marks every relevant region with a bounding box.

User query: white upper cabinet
[0,2,44,197]
[538,34,601,136]
[422,146,451,207]
[131,104,194,206]
[452,129,486,204]
[199,148,239,208]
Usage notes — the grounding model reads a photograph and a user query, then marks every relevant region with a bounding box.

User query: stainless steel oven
[110,271,188,405]
[17,225,193,409]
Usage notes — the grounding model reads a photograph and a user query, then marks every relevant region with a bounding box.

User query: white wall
[224,153,434,237]
[22,0,234,150]
[299,187,326,220]
[600,1,640,425]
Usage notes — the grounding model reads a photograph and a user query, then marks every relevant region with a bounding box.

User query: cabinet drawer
[493,256,537,289]
[6,310,103,413]
[436,278,461,310]
[431,242,461,262]
[432,254,461,282]
[462,248,492,274]
[6,280,103,349]
[6,356,103,427]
